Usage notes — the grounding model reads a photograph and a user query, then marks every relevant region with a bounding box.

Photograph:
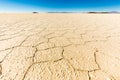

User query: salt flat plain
[0,13,120,80]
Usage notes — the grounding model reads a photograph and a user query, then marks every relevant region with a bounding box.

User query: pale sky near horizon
[0,0,120,13]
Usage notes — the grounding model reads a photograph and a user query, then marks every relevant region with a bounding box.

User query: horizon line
[0,11,120,13]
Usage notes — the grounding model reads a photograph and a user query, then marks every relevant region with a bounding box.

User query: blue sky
[0,0,120,12]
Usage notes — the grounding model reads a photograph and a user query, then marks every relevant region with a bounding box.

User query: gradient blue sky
[0,0,120,12]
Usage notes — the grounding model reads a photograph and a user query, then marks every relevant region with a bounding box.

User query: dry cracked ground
[0,13,120,80]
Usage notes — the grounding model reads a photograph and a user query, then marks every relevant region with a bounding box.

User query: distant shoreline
[0,11,120,14]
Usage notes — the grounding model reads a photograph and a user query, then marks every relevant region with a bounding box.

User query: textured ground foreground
[0,13,120,80]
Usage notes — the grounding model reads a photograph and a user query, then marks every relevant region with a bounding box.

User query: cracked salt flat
[0,13,120,80]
